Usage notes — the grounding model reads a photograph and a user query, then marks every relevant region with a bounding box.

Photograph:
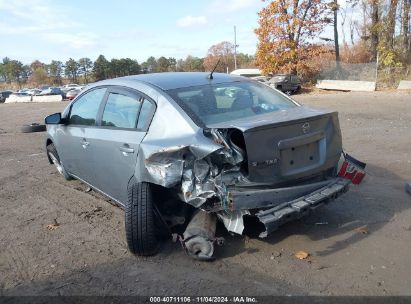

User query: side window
[136,99,155,130]
[69,88,106,126]
[102,93,141,129]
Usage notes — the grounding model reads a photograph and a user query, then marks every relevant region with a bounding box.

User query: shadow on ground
[212,164,410,259]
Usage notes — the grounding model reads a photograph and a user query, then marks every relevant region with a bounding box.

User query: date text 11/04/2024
[149,296,258,303]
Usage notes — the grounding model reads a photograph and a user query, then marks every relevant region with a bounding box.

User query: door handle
[119,146,134,154]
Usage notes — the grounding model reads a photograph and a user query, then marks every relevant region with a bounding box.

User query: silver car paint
[46,73,346,236]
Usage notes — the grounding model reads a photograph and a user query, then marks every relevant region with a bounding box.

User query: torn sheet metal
[217,210,250,235]
[145,159,184,187]
[136,98,245,210]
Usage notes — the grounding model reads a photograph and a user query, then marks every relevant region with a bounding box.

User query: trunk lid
[207,106,342,184]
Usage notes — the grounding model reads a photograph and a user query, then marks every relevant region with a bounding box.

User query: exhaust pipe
[183,210,217,260]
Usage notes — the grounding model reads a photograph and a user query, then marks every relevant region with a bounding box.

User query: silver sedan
[45,72,359,260]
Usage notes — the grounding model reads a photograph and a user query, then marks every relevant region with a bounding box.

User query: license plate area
[278,131,325,176]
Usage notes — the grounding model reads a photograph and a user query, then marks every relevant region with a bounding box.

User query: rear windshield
[166,81,297,125]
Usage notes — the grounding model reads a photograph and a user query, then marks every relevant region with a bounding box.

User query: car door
[55,87,107,184]
[87,87,156,205]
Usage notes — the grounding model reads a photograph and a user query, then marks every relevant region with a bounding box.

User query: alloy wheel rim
[48,152,63,175]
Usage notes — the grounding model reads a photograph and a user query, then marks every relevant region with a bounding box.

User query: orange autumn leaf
[295,250,310,260]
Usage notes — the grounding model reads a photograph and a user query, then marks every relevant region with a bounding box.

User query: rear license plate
[280,140,321,176]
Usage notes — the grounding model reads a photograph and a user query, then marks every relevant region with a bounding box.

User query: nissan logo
[302,122,310,133]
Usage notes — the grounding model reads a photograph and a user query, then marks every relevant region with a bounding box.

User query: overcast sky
[0,0,356,64]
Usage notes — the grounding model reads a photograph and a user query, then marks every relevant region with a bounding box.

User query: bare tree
[402,0,410,51]
[386,0,399,48]
[370,0,380,60]
[332,0,341,66]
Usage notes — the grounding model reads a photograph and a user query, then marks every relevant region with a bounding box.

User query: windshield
[270,75,286,82]
[167,81,298,125]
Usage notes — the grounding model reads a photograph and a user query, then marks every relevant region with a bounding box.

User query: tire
[21,123,46,133]
[46,143,72,180]
[284,90,293,96]
[125,182,159,256]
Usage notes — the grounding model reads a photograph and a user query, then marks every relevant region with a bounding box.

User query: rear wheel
[125,182,160,256]
[46,143,72,180]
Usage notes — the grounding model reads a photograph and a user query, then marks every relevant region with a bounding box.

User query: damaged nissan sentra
[44,72,365,260]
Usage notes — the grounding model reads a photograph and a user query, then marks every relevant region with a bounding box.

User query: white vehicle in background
[62,83,82,91]
[26,89,42,96]
[62,83,81,89]
[230,68,262,78]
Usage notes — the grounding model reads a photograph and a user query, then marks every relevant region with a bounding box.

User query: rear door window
[68,88,106,126]
[102,93,141,129]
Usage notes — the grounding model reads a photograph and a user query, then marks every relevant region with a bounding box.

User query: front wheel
[46,143,72,180]
[125,182,160,256]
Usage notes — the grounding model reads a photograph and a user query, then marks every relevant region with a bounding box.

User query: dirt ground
[0,91,410,296]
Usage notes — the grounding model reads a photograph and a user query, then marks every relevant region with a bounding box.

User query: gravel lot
[0,91,410,296]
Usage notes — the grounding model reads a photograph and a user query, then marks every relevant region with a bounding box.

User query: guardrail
[5,95,63,103]
[316,80,376,92]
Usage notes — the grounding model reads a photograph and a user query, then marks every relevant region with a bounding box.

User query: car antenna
[208,58,221,80]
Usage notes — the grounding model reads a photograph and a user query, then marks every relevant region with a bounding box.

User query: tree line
[255,0,411,81]
[0,43,254,89]
[5,0,406,89]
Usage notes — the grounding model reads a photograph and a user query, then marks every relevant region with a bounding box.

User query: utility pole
[234,26,238,70]
[333,0,340,71]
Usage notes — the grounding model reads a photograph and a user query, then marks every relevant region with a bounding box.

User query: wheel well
[128,180,192,223]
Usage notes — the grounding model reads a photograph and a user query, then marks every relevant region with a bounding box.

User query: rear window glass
[167,81,297,125]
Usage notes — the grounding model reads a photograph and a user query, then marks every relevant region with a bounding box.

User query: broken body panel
[48,73,353,242]
[136,94,345,238]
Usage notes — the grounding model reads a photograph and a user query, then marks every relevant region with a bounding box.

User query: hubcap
[48,152,63,175]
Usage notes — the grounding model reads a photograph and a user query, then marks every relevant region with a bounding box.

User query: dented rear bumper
[218,177,350,237]
[255,178,350,237]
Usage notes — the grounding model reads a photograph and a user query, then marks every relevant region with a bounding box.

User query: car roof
[119,72,245,91]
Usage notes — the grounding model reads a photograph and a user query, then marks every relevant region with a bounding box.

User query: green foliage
[78,58,93,83]
[108,58,140,78]
[156,56,169,72]
[0,58,25,87]
[49,60,64,85]
[178,55,204,72]
[141,56,157,73]
[377,42,403,68]
[93,55,110,81]
[64,58,79,82]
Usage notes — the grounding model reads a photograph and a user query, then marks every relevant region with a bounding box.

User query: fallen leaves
[294,250,310,260]
[46,219,59,230]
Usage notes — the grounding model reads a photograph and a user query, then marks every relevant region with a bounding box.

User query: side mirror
[45,112,65,124]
